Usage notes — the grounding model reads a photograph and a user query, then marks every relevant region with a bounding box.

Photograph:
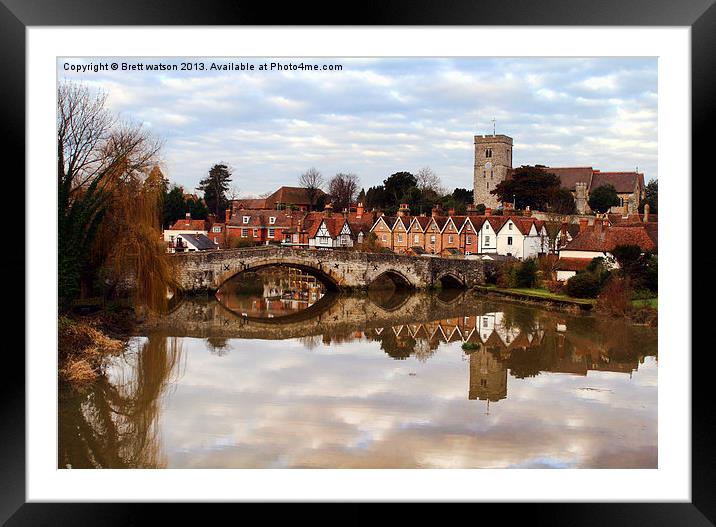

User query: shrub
[515,258,538,288]
[544,280,564,294]
[597,276,633,316]
[496,261,518,288]
[565,272,602,298]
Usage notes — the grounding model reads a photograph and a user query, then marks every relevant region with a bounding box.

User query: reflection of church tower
[473,133,513,209]
[468,348,507,402]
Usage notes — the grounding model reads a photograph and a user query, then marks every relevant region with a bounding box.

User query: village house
[406,215,431,255]
[232,185,327,212]
[226,209,296,246]
[371,214,397,251]
[164,212,208,244]
[392,204,412,254]
[169,233,218,253]
[555,215,657,281]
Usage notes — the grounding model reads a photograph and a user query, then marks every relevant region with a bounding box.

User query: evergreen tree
[197,163,232,218]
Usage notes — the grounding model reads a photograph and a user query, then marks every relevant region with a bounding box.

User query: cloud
[58,57,658,196]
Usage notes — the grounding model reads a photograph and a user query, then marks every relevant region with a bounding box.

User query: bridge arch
[436,271,465,289]
[217,260,340,292]
[368,269,415,290]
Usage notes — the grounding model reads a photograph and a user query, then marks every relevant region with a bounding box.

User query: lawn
[476,285,596,306]
[632,297,658,309]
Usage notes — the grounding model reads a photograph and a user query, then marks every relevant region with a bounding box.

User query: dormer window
[269,217,276,225]
[243,216,250,224]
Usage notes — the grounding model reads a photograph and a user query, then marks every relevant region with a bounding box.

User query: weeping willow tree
[58,81,175,311]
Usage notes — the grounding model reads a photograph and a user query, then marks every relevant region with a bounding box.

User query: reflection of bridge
[170,247,485,293]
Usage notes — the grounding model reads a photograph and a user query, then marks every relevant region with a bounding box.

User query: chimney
[485,208,492,217]
[643,203,650,222]
[324,202,333,217]
[398,203,411,217]
[560,221,568,241]
[594,217,603,234]
[466,203,476,213]
[579,217,588,232]
[356,202,364,218]
[524,206,532,217]
[208,213,216,227]
[431,204,441,218]
[185,212,191,227]
[225,208,232,223]
[343,207,348,219]
[448,208,456,216]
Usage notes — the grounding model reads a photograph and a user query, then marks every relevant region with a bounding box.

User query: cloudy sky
[59,57,657,197]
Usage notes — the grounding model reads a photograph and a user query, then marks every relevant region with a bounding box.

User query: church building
[472,133,645,214]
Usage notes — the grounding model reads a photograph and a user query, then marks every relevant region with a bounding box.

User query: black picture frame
[3,0,710,524]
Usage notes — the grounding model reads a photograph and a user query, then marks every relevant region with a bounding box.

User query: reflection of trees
[58,335,183,468]
[206,337,231,356]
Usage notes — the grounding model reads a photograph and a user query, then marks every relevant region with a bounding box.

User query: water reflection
[58,335,184,468]
[216,267,326,319]
[58,270,657,469]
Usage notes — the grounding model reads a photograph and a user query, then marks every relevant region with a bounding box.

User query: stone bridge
[170,247,485,293]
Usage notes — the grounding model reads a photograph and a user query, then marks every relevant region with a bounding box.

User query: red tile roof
[268,186,326,207]
[544,167,594,191]
[564,225,656,253]
[591,171,642,193]
[228,210,294,228]
[555,258,593,271]
[307,217,343,239]
[168,218,207,231]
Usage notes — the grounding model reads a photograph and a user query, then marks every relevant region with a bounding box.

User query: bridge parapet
[169,247,485,292]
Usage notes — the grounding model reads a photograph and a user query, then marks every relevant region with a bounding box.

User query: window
[241,228,248,237]
[483,170,486,178]
[485,235,490,244]
[485,224,489,231]
[268,228,275,237]
[508,223,513,230]
[466,235,472,244]
[430,235,436,243]
[448,235,454,243]
[214,237,218,243]
[486,148,492,158]
[253,229,258,237]
[486,182,489,189]
[398,234,403,242]
[212,226,221,233]
[382,234,387,242]
[269,217,276,224]
[507,236,513,245]
[483,318,488,327]
[414,234,419,243]
[490,170,493,178]
[243,216,250,224]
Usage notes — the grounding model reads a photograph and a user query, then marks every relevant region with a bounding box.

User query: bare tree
[58,82,162,196]
[416,166,443,195]
[299,167,324,211]
[328,172,360,212]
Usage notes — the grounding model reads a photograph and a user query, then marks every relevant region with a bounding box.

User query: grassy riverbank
[472,284,595,308]
[58,308,136,384]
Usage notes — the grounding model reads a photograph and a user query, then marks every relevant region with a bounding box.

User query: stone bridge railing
[169,246,485,293]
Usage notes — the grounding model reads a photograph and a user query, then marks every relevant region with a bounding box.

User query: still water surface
[59,268,657,469]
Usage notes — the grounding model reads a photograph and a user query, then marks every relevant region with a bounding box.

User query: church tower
[473,133,513,209]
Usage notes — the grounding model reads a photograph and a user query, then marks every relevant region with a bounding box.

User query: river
[58,267,657,469]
